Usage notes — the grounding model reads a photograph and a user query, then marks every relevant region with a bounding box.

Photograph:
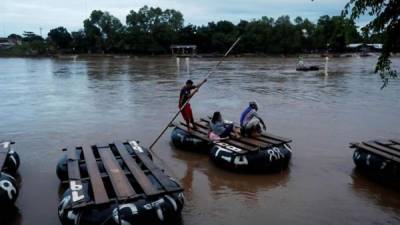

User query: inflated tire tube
[171,127,213,153]
[0,172,19,208]
[2,150,20,174]
[353,148,398,177]
[210,142,292,172]
[56,146,153,181]
[56,155,100,181]
[59,182,184,225]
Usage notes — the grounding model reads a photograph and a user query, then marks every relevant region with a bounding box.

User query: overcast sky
[0,0,366,37]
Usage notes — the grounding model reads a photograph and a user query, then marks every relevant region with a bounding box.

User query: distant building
[170,45,197,57]
[0,35,22,50]
[0,38,13,49]
[347,43,382,52]
[8,35,22,45]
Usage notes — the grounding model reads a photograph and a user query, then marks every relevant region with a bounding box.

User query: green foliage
[48,27,72,49]
[71,30,88,53]
[343,0,399,87]
[83,10,125,53]
[3,5,384,58]
[126,5,184,53]
[7,34,22,40]
[313,15,361,52]
[22,31,44,42]
[20,31,47,55]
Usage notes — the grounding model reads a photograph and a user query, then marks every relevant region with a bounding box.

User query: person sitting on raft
[240,101,267,137]
[179,79,206,132]
[208,111,240,141]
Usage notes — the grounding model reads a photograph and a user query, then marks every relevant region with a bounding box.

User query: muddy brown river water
[0,56,399,225]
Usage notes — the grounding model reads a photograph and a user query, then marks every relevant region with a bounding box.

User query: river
[0,55,399,225]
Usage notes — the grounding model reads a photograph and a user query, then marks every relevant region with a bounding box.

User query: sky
[0,0,367,37]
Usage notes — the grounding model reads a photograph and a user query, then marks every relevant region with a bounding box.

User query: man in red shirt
[179,79,206,132]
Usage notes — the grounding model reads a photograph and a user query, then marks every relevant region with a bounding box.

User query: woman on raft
[208,111,240,141]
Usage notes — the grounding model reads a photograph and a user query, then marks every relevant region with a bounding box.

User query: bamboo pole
[149,36,242,150]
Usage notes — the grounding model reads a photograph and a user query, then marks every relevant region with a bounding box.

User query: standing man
[240,101,267,137]
[179,79,206,132]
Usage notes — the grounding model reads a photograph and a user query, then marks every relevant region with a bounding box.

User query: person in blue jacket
[240,101,266,137]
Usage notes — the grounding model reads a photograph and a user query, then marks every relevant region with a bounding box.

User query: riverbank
[0,51,388,59]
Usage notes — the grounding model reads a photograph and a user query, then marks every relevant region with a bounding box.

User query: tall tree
[48,27,72,49]
[343,0,400,87]
[71,30,88,53]
[84,10,125,53]
[126,5,184,53]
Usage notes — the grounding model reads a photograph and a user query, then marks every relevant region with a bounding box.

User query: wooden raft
[174,117,292,154]
[0,141,14,170]
[350,139,400,163]
[63,140,183,209]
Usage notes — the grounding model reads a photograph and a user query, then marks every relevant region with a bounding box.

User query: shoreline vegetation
[0,5,394,58]
[1,52,392,59]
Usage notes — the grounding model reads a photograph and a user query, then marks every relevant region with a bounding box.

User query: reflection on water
[0,56,400,225]
[174,145,290,199]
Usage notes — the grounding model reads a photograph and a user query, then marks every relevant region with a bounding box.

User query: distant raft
[351,139,400,178]
[171,118,293,173]
[57,141,184,225]
[296,65,320,71]
[0,141,20,209]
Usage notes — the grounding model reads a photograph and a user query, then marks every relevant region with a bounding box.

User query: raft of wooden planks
[174,117,292,153]
[0,141,14,170]
[62,140,183,209]
[350,139,400,163]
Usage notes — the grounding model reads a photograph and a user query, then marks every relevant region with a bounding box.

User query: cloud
[0,0,364,36]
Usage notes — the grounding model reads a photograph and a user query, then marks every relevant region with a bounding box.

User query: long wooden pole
[149,36,242,150]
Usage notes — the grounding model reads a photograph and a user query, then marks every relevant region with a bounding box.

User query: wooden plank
[113,142,159,196]
[252,135,283,145]
[390,139,400,145]
[80,145,109,204]
[185,122,257,151]
[67,147,81,180]
[390,144,400,151]
[375,140,400,152]
[263,133,292,143]
[205,116,292,143]
[374,139,394,146]
[174,123,210,141]
[127,141,182,193]
[97,145,136,199]
[196,120,272,147]
[196,121,270,149]
[354,143,400,163]
[67,146,79,160]
[63,169,151,184]
[363,141,400,158]
[200,118,285,145]
[181,121,248,149]
[181,123,252,151]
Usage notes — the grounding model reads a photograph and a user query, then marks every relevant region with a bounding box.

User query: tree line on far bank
[3,5,389,56]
